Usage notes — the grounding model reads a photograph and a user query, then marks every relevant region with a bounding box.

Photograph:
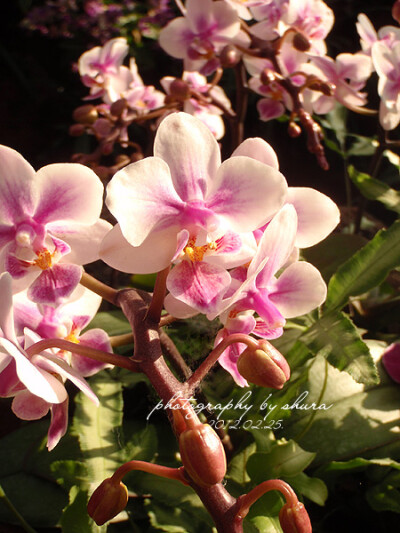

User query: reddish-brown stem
[146,266,171,323]
[116,288,243,532]
[236,479,298,521]
[25,338,139,372]
[186,334,259,393]
[80,271,119,305]
[111,460,189,486]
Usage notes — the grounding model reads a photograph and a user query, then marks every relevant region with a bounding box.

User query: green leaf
[248,515,282,533]
[325,219,400,311]
[366,470,400,513]
[281,355,400,467]
[288,472,328,506]
[348,165,400,214]
[246,441,316,483]
[300,311,378,384]
[72,372,125,486]
[302,233,367,283]
[61,486,106,533]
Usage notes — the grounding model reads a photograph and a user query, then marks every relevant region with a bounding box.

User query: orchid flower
[158,0,244,74]
[211,205,327,385]
[161,71,232,139]
[0,144,111,305]
[13,285,112,377]
[101,112,288,314]
[371,41,400,130]
[308,53,372,112]
[78,37,131,102]
[0,272,98,450]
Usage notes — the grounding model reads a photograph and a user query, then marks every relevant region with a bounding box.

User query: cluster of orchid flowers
[0,111,339,455]
[70,0,400,176]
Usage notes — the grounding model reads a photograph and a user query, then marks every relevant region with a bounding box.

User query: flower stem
[146,266,171,324]
[111,460,189,486]
[236,480,298,521]
[25,338,139,372]
[186,334,259,393]
[110,332,134,347]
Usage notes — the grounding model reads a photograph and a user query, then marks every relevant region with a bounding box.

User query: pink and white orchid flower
[0,273,98,450]
[78,37,131,103]
[13,285,112,377]
[0,144,111,305]
[212,205,327,385]
[372,41,400,130]
[158,0,244,74]
[101,112,288,314]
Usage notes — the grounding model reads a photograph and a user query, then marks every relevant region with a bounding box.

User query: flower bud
[260,68,278,86]
[87,477,128,526]
[169,79,191,102]
[393,1,400,24]
[279,502,312,533]
[69,123,86,137]
[237,341,290,389]
[219,44,241,68]
[292,32,311,52]
[179,423,226,487]
[73,104,98,124]
[110,98,128,117]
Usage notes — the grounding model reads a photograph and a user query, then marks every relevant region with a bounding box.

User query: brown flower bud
[169,79,192,102]
[219,44,241,68]
[87,477,128,526]
[292,32,311,52]
[260,68,278,86]
[73,104,98,124]
[179,423,227,487]
[393,1,400,24]
[237,341,290,389]
[110,98,128,117]
[279,502,312,533]
[69,123,86,137]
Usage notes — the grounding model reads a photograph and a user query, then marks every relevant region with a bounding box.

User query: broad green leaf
[366,470,400,513]
[288,472,328,506]
[246,441,316,483]
[302,233,367,282]
[346,135,377,156]
[317,457,400,479]
[348,165,400,214]
[61,486,106,533]
[300,311,378,384]
[147,501,211,533]
[325,219,400,311]
[281,355,400,467]
[72,372,124,485]
[226,442,256,484]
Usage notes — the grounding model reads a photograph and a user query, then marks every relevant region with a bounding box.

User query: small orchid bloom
[249,0,289,41]
[356,14,400,56]
[101,112,288,312]
[161,71,232,139]
[0,144,112,305]
[78,37,132,102]
[158,0,242,74]
[13,285,112,377]
[309,53,372,111]
[0,273,98,449]
[124,58,165,113]
[372,41,400,130]
[210,205,327,334]
[282,0,334,55]
[210,206,327,384]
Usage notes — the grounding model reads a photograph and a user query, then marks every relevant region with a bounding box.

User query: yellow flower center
[34,249,54,270]
[184,237,217,262]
